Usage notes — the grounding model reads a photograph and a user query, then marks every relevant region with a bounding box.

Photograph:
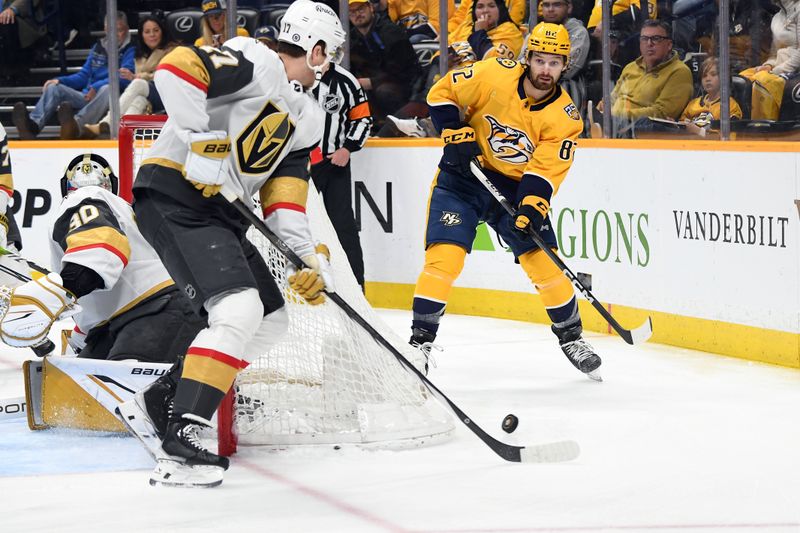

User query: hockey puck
[502,414,519,434]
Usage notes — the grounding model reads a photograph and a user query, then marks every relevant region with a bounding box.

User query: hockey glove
[515,195,549,234]
[288,244,335,306]
[184,131,231,198]
[0,273,81,347]
[441,123,481,177]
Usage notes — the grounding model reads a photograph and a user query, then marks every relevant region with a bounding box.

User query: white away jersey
[49,187,174,334]
[142,38,324,205]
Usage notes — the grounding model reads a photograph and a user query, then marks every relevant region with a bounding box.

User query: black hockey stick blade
[222,190,580,464]
[469,160,653,345]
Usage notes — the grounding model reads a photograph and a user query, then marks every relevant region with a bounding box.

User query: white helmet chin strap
[305,48,330,90]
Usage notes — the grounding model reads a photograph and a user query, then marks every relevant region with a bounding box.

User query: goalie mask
[60,153,119,197]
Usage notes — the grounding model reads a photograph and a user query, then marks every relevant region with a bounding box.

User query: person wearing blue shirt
[12,11,134,140]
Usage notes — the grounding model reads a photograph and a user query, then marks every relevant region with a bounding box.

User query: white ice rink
[1,310,799,533]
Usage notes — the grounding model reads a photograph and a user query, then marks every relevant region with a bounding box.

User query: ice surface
[1,310,799,533]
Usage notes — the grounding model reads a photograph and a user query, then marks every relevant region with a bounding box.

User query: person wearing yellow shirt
[194,0,249,48]
[447,0,524,68]
[387,0,455,43]
[597,20,693,137]
[681,57,743,137]
[448,0,526,36]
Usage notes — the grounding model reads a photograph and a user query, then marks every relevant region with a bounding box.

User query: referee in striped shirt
[311,61,373,290]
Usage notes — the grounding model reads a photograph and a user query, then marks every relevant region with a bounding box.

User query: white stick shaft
[0,396,26,420]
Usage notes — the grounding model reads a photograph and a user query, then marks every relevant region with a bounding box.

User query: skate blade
[115,401,165,462]
[586,370,603,382]
[149,459,224,488]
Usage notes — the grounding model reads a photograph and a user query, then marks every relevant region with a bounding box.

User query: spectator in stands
[386,0,455,43]
[739,0,800,120]
[520,0,589,80]
[446,0,523,67]
[447,0,526,37]
[195,0,249,48]
[348,0,421,129]
[83,15,177,138]
[680,57,743,136]
[596,19,693,136]
[254,25,278,51]
[587,0,658,64]
[11,11,135,140]
[0,0,47,81]
[380,0,522,137]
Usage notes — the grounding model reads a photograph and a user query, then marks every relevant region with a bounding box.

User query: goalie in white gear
[118,0,346,488]
[0,153,206,363]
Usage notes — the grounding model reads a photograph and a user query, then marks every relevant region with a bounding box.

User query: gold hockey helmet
[527,22,570,64]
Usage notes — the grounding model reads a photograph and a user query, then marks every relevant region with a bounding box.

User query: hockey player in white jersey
[0,153,206,362]
[119,0,346,488]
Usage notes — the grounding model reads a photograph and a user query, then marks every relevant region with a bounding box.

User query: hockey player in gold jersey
[410,22,602,380]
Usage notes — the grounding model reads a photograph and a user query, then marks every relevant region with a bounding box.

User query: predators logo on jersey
[238,101,296,175]
[563,103,581,121]
[485,115,533,164]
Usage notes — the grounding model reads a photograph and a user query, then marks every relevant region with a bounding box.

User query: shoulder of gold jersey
[473,56,525,78]
[156,46,210,93]
[548,89,583,138]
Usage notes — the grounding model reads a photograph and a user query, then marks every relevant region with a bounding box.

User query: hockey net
[118,115,454,455]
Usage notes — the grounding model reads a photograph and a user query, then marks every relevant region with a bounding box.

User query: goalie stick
[222,189,579,464]
[469,160,653,345]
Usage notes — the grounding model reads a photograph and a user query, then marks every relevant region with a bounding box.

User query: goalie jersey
[136,37,323,209]
[427,57,582,204]
[49,186,174,335]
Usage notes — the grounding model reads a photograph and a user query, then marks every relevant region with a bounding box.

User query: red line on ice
[238,459,410,533]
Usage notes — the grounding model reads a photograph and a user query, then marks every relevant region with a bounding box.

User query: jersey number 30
[69,205,100,231]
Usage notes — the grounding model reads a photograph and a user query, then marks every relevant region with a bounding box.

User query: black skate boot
[552,322,602,381]
[140,358,183,438]
[409,327,441,375]
[116,359,182,459]
[150,414,230,488]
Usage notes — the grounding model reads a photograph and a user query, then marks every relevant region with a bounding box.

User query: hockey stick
[222,189,579,464]
[469,160,652,345]
[0,395,26,420]
[0,246,49,276]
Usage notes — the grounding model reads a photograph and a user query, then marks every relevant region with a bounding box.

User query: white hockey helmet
[278,0,346,85]
[60,153,118,197]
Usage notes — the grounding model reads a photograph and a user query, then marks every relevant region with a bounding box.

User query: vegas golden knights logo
[237,101,295,175]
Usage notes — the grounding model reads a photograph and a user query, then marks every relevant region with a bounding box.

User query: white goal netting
[121,117,454,450]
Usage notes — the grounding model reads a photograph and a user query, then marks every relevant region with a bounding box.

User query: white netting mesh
[123,119,454,449]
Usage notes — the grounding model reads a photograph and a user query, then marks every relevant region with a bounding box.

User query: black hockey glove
[515,195,549,234]
[441,123,481,177]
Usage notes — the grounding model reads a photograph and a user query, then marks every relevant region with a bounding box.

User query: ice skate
[116,359,182,459]
[150,414,230,489]
[552,322,602,381]
[409,327,441,375]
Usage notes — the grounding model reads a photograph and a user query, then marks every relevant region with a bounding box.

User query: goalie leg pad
[0,273,79,347]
